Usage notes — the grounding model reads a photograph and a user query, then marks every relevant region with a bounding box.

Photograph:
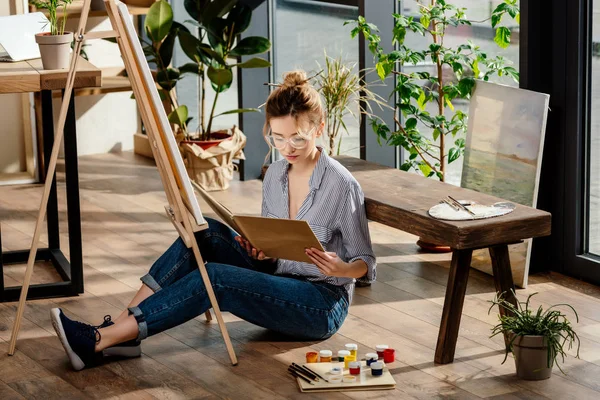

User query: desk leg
[63,90,83,294]
[435,248,472,364]
[489,244,518,348]
[42,90,60,251]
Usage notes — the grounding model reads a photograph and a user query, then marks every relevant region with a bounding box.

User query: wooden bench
[335,156,552,364]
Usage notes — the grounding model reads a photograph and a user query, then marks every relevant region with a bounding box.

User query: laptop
[0,12,50,62]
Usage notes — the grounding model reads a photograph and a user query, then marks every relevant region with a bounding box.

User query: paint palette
[295,361,396,393]
[428,200,516,221]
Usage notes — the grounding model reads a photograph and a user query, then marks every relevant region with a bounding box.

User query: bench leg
[489,244,518,348]
[435,249,473,364]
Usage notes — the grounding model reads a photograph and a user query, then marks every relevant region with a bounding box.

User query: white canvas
[461,80,550,288]
[116,1,206,226]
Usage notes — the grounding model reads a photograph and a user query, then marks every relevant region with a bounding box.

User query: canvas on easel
[8,0,238,366]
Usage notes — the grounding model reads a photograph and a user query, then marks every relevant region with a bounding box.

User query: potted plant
[140,0,271,190]
[30,0,74,70]
[488,291,580,380]
[314,51,388,156]
[347,0,519,251]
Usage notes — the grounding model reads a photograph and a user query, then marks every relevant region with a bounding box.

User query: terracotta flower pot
[122,0,157,7]
[181,130,233,151]
[35,32,73,70]
[512,335,553,380]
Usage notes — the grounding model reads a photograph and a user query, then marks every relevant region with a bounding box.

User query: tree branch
[394,115,440,172]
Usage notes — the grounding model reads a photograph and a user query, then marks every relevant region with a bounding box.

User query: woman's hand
[305,248,368,279]
[234,236,271,261]
[305,248,348,277]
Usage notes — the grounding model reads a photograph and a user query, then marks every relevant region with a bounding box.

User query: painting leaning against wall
[461,80,550,288]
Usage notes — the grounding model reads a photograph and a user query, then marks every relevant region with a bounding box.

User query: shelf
[51,66,132,98]
[35,1,151,19]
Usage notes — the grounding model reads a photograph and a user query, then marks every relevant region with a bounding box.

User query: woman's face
[268,115,322,165]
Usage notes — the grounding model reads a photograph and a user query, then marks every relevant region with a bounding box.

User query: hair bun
[281,70,308,89]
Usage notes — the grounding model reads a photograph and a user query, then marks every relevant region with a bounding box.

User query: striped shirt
[262,146,377,301]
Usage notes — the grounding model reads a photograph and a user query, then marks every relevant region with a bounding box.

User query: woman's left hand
[305,248,349,278]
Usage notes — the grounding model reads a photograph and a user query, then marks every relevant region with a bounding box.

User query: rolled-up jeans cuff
[141,273,162,293]
[128,306,148,341]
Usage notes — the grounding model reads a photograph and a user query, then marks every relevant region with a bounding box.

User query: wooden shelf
[35,1,151,19]
[52,66,132,98]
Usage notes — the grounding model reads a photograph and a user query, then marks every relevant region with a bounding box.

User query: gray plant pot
[34,32,73,70]
[512,335,553,380]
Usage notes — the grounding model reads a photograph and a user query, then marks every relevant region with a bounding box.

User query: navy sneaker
[50,308,104,371]
[96,315,142,358]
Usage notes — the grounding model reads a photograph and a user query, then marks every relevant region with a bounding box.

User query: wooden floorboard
[1,151,599,399]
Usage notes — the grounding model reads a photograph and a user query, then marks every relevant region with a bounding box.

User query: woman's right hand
[234,236,271,261]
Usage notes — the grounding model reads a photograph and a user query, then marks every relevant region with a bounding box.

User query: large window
[401,0,520,185]
[587,1,600,255]
[272,0,360,157]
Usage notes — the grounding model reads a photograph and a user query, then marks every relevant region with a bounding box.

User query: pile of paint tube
[304,343,395,383]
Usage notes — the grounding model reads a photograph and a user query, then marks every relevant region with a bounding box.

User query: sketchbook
[192,182,324,263]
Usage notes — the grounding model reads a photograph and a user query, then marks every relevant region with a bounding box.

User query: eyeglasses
[265,126,316,150]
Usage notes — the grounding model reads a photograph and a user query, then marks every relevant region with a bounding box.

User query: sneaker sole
[103,345,141,358]
[50,308,86,371]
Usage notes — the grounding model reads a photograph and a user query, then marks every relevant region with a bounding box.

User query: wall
[55,15,138,156]
[0,1,27,174]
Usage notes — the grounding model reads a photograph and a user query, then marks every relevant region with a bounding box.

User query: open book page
[191,181,241,234]
[191,183,325,263]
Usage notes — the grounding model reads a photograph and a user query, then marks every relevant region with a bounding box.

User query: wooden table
[0,56,100,302]
[335,156,552,364]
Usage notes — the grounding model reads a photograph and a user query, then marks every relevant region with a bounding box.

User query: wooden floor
[1,152,600,400]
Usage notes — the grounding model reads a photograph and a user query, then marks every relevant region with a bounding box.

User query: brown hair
[263,70,324,138]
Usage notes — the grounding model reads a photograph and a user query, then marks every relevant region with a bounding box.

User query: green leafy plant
[30,0,74,36]
[488,291,581,373]
[347,0,520,181]
[315,52,388,156]
[142,0,271,141]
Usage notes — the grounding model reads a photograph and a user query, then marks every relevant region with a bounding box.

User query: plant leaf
[494,27,511,49]
[168,105,188,126]
[448,147,460,163]
[227,3,252,36]
[234,57,271,68]
[229,36,271,56]
[405,118,418,130]
[207,66,233,87]
[214,108,260,117]
[179,62,199,75]
[418,162,432,177]
[146,0,173,43]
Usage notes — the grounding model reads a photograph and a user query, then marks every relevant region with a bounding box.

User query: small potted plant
[30,0,74,70]
[488,291,580,380]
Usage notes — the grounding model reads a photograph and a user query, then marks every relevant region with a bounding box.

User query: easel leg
[435,249,472,364]
[489,245,518,348]
[205,310,212,321]
[190,243,237,365]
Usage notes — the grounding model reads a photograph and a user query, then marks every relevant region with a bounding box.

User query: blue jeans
[128,218,349,341]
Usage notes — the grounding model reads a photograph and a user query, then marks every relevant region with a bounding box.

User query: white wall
[0,1,27,174]
[55,16,138,156]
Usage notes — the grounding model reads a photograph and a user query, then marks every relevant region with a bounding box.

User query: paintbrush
[447,195,476,217]
[288,367,315,385]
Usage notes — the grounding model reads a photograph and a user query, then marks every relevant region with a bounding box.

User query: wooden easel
[8,0,238,366]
